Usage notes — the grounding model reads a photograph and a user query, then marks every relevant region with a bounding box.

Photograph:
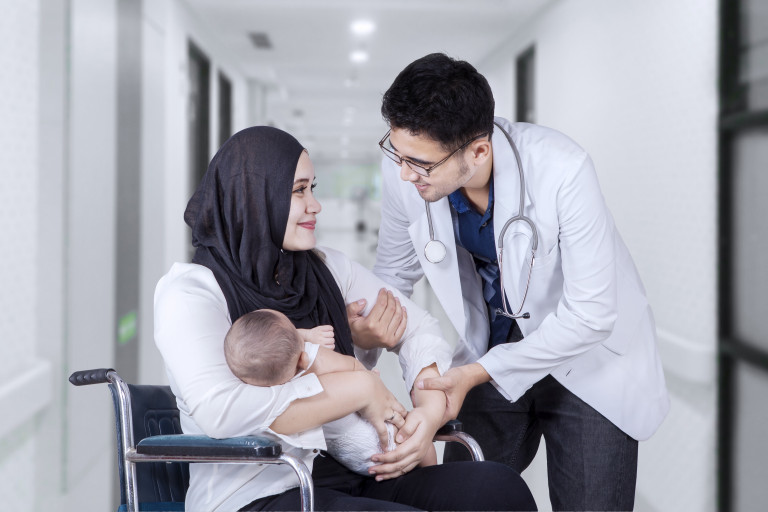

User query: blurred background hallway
[1,0,766,510]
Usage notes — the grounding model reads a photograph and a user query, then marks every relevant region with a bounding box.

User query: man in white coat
[370,53,669,511]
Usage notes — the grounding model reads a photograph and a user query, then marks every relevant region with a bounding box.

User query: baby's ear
[297,351,311,371]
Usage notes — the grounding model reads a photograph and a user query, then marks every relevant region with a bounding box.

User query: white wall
[156,0,251,269]
[0,1,46,510]
[0,1,253,510]
[139,0,252,385]
[2,0,118,510]
[478,1,718,511]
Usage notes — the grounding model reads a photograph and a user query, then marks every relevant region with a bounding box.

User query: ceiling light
[351,20,375,37]
[248,32,272,49]
[350,50,368,64]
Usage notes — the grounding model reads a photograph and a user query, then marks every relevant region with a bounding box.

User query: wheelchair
[69,368,484,512]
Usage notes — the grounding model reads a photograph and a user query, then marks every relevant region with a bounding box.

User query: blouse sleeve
[317,248,453,390]
[153,263,325,439]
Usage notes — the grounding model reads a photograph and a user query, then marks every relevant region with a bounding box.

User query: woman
[154,126,536,511]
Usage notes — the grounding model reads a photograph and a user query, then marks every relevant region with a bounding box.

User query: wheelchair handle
[69,368,115,386]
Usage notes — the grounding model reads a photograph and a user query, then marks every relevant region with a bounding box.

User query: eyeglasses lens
[381,139,429,176]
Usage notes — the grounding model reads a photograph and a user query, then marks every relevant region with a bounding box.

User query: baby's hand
[298,325,335,349]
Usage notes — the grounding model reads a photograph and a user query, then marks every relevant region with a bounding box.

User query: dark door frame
[717,0,768,510]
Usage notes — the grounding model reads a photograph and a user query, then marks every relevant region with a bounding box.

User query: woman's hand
[346,288,407,350]
[368,405,443,481]
[357,370,408,449]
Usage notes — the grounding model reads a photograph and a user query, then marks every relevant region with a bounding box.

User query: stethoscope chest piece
[424,239,447,264]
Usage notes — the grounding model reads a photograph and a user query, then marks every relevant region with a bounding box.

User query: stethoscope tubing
[423,122,538,319]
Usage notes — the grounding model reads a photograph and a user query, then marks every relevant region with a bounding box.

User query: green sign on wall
[117,310,137,345]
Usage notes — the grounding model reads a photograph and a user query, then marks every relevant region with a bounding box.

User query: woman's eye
[293,186,307,194]
[311,181,317,191]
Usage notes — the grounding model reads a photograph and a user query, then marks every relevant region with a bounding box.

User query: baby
[223,309,436,475]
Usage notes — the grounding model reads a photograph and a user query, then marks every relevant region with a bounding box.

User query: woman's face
[282,151,322,251]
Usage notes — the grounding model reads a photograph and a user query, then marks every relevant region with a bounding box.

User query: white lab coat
[374,118,669,441]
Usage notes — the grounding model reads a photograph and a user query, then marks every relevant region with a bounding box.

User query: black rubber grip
[69,368,114,386]
[436,419,463,435]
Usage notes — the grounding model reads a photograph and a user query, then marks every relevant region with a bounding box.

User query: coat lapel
[407,197,467,339]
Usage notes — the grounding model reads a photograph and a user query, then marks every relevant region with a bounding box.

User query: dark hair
[224,309,303,386]
[381,53,495,150]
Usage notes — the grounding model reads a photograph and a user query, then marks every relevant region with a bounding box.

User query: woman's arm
[270,369,406,449]
[316,248,453,475]
[318,247,453,388]
[307,345,365,376]
[154,264,403,441]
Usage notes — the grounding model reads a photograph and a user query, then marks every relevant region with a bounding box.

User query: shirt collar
[448,175,495,217]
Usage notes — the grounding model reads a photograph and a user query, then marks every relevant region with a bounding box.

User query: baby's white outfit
[294,344,397,476]
[323,415,397,475]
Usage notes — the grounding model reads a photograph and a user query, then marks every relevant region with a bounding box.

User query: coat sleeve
[478,153,619,401]
[153,265,325,440]
[373,156,424,298]
[320,248,453,391]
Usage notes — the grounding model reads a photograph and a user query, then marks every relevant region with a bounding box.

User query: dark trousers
[241,454,537,511]
[444,376,638,511]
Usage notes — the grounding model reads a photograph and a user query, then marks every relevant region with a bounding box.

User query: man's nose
[399,162,419,182]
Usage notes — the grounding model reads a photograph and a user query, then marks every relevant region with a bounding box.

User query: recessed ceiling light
[350,50,368,64]
[248,32,273,49]
[351,20,375,36]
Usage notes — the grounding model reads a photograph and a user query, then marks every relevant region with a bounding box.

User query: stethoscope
[423,122,538,320]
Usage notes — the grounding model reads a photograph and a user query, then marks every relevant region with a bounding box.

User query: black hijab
[185,126,354,356]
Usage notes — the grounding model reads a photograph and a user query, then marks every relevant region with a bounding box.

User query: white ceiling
[184,0,553,165]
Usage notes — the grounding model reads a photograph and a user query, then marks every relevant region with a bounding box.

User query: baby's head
[224,309,308,386]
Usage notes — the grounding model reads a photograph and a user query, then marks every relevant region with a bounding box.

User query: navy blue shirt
[448,180,517,350]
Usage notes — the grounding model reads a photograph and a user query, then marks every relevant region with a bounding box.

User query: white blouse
[153,246,452,512]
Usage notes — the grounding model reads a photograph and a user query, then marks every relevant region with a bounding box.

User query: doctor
[368,53,669,511]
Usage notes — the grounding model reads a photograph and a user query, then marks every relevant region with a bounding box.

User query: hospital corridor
[1,0,767,510]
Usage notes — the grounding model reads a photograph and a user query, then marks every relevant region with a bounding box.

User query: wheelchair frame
[69,368,484,512]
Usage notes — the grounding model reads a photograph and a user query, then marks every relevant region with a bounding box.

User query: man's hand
[346,288,407,350]
[417,363,490,424]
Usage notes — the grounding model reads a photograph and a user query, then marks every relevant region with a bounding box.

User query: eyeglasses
[378,130,489,177]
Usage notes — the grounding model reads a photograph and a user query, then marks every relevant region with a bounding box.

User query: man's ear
[470,138,492,166]
[297,351,311,371]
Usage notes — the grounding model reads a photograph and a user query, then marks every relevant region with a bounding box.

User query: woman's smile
[298,220,316,230]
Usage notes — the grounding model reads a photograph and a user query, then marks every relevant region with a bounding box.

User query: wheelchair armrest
[435,419,463,436]
[132,434,314,511]
[433,420,485,462]
[136,434,282,458]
